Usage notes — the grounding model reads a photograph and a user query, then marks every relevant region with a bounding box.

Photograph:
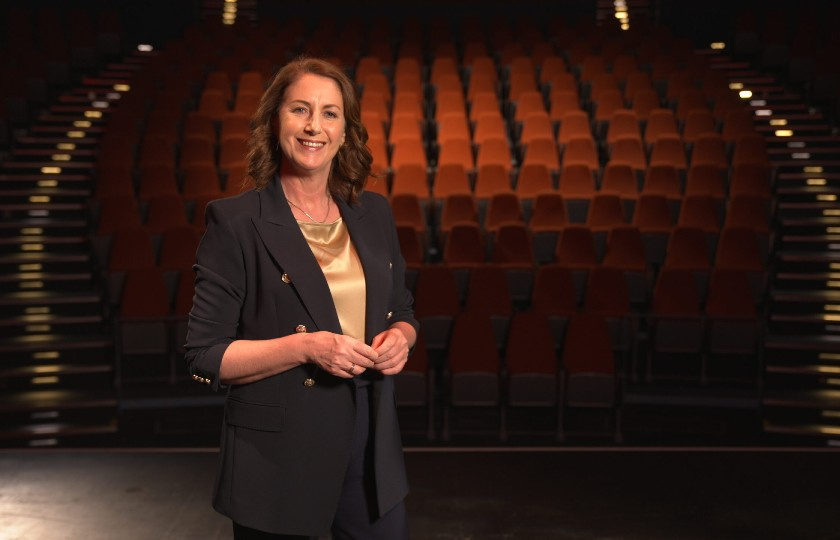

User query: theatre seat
[395,335,436,440]
[117,267,175,383]
[441,310,503,441]
[559,314,621,442]
[412,265,461,351]
[647,267,704,382]
[502,310,560,441]
[704,268,762,384]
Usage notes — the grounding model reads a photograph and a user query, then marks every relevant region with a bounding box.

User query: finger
[373,333,405,357]
[352,342,379,364]
[373,339,396,357]
[373,349,399,367]
[373,348,408,370]
[376,340,408,362]
[378,354,409,375]
[342,363,358,376]
[371,328,404,353]
[370,332,386,350]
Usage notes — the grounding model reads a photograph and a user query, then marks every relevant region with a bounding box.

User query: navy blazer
[184,176,419,536]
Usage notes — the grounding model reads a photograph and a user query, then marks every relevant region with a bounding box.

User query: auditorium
[1,1,839,538]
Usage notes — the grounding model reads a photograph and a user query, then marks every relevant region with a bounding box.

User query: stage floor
[1,447,839,540]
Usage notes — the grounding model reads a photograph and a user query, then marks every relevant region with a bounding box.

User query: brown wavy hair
[246,56,372,204]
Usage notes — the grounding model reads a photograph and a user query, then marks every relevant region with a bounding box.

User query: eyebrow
[286,98,342,110]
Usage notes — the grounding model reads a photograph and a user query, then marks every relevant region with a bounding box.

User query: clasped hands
[310,327,409,378]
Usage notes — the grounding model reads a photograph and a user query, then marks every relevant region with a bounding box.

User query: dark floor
[1,447,839,540]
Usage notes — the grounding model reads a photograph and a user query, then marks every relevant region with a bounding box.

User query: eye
[324,110,340,119]
[291,106,307,114]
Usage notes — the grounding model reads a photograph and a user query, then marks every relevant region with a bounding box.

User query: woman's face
[277,73,347,177]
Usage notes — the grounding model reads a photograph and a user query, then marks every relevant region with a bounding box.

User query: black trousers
[233,384,409,540]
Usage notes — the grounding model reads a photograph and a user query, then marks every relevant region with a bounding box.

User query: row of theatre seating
[93,12,770,440]
[0,4,123,147]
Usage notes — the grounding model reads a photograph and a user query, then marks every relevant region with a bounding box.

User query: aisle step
[0,232,89,251]
[0,288,105,312]
[0,310,104,335]
[0,189,92,207]
[763,388,840,410]
[774,252,840,266]
[767,148,840,160]
[775,218,840,235]
[0,251,93,272]
[723,42,840,443]
[765,354,840,376]
[0,202,89,220]
[0,4,132,448]
[1,332,113,354]
[775,189,840,202]
[775,165,840,176]
[0,362,113,392]
[29,125,106,137]
[10,136,99,147]
[0,389,118,447]
[1,348,112,382]
[8,150,97,164]
[769,316,840,336]
[0,173,92,190]
[0,419,119,445]
[0,221,89,240]
[0,273,96,295]
[770,288,840,308]
[0,161,94,172]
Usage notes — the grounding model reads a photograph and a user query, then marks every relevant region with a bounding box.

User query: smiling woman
[183,57,418,539]
[276,73,346,192]
[248,57,373,205]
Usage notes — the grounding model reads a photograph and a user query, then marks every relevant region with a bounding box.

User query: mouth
[298,139,325,149]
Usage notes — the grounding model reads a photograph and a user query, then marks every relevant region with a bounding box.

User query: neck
[280,174,329,201]
[286,197,330,223]
[280,174,335,222]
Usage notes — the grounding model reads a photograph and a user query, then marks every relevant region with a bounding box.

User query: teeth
[301,141,324,148]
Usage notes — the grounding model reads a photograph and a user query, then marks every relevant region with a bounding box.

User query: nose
[305,114,321,134]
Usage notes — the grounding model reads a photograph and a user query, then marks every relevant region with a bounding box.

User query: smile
[299,140,325,148]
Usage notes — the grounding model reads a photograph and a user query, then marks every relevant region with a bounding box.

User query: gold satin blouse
[297,218,366,342]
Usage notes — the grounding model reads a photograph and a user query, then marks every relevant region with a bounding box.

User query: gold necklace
[286,195,331,223]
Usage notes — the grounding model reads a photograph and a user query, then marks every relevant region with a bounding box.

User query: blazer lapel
[338,196,389,345]
[251,178,342,334]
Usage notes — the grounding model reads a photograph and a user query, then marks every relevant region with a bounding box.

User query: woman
[184,56,418,539]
